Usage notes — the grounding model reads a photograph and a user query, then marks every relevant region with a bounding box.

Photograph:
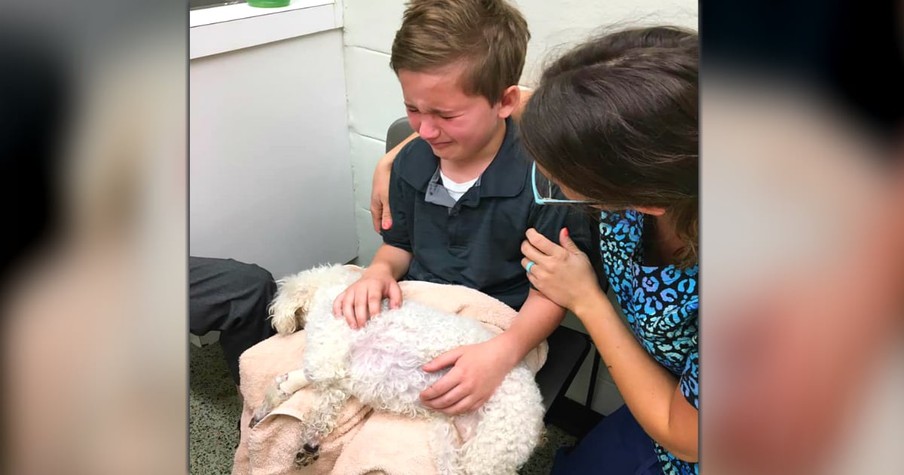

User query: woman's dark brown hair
[521,26,699,266]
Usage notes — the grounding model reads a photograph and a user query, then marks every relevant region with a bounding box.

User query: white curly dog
[249,264,545,475]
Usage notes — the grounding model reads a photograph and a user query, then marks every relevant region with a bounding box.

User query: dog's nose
[302,443,319,453]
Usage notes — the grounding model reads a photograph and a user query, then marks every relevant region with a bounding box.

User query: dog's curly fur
[250,264,545,475]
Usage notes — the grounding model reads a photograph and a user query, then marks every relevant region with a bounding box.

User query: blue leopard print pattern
[599,210,699,475]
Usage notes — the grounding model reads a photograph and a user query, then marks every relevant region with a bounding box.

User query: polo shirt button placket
[448,205,463,250]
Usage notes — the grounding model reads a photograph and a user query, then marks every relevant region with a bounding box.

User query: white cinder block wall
[342,0,697,415]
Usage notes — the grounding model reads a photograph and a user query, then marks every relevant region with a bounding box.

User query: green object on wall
[248,0,290,7]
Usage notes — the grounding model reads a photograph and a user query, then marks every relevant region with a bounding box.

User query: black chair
[383,117,599,417]
[385,117,416,153]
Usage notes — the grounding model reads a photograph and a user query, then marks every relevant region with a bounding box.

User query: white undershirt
[439,170,479,202]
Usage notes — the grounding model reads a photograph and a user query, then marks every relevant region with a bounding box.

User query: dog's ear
[341,264,364,275]
[269,277,314,334]
[293,300,311,325]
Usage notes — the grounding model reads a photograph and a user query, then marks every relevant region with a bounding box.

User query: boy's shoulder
[396,136,435,165]
[470,121,533,197]
[392,137,438,191]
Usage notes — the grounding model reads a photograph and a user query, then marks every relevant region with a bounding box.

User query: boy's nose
[417,118,441,140]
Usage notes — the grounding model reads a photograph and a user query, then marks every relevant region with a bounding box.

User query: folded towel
[232,278,547,475]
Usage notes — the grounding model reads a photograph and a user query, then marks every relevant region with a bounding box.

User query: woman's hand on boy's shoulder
[371,154,395,233]
[371,129,419,233]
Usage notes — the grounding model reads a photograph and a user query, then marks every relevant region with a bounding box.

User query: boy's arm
[419,289,564,415]
[336,153,416,328]
[362,244,412,281]
[501,209,596,372]
[496,289,565,360]
[371,87,534,232]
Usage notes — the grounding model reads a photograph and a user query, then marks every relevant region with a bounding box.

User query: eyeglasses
[531,162,593,205]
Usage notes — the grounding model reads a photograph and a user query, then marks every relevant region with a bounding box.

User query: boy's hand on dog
[420,340,516,415]
[332,275,402,329]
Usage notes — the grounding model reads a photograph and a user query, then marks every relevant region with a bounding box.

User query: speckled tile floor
[189,343,575,475]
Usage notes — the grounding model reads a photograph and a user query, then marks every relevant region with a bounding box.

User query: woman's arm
[370,133,417,232]
[573,290,698,462]
[370,88,534,232]
[522,228,699,462]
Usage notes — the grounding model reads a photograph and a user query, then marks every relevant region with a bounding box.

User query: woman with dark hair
[519,26,699,474]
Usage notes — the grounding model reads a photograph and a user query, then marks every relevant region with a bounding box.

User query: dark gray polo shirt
[382,118,593,310]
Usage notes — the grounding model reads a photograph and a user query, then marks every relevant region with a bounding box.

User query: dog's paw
[249,373,291,428]
[294,443,320,467]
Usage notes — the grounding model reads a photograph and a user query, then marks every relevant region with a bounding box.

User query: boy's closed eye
[404,105,462,121]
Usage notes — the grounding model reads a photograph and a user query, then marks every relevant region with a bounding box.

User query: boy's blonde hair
[390,0,530,105]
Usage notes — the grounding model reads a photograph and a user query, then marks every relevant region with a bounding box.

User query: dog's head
[268,264,362,334]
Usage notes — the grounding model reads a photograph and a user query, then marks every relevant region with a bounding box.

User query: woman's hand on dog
[332,274,402,329]
[420,339,518,415]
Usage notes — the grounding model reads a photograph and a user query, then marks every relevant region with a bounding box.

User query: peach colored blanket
[232,280,547,475]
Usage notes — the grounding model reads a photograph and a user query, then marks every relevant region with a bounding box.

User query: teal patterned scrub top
[598,210,699,475]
